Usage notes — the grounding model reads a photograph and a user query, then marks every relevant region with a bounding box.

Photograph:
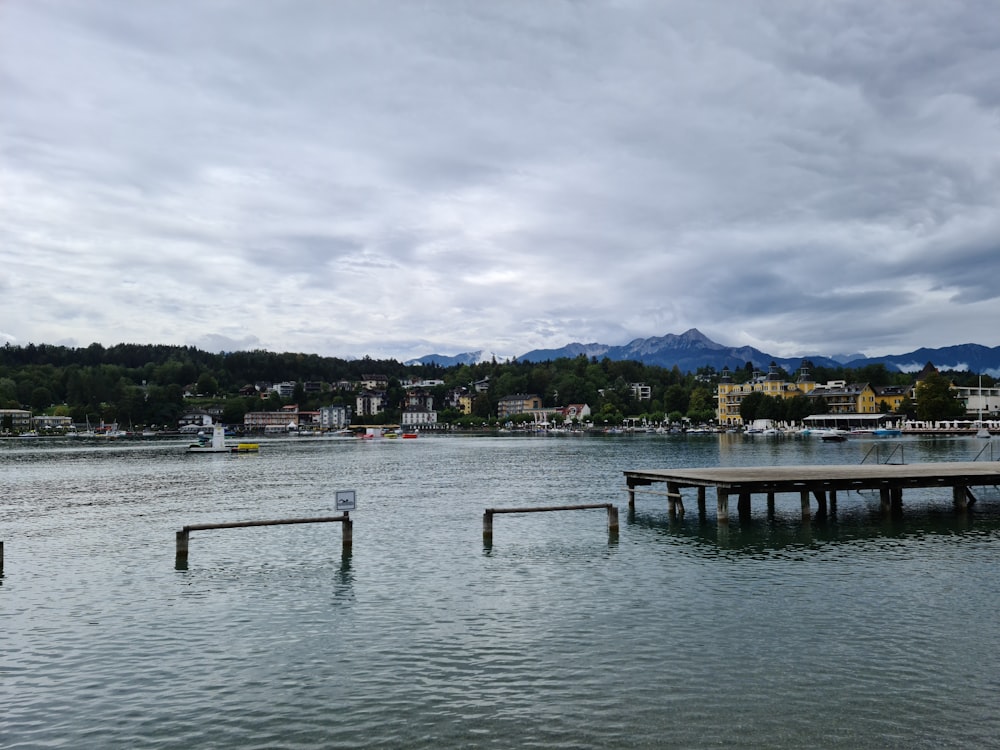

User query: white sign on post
[335,490,357,512]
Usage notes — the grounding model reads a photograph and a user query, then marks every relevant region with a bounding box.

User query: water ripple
[4,436,1000,747]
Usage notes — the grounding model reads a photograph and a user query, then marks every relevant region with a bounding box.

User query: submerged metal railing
[860,444,905,465]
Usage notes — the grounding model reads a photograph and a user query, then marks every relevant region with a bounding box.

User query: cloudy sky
[2,1,999,362]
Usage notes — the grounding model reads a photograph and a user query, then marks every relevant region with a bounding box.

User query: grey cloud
[2,0,999,360]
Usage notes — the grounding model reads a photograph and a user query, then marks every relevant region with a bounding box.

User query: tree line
[0,342,986,429]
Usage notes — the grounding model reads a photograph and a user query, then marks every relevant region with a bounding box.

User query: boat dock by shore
[624,461,1000,524]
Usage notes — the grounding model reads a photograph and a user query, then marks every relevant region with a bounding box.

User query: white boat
[187,423,229,453]
[873,427,902,437]
[810,428,849,441]
[820,432,848,442]
[186,423,259,454]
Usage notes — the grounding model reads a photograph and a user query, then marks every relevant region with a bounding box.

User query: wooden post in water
[607,505,619,534]
[800,490,811,520]
[667,482,683,517]
[483,510,494,542]
[717,488,730,523]
[0,540,4,576]
[813,490,827,518]
[697,487,706,515]
[738,491,751,522]
[342,512,353,548]
[175,530,189,567]
[879,487,891,513]
[953,485,968,510]
[672,484,685,516]
[890,487,903,516]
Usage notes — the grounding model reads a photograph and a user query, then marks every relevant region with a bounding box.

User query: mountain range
[407,329,1000,377]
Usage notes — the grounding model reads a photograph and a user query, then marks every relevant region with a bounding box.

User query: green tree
[785,395,813,423]
[896,395,916,417]
[686,386,714,422]
[30,386,53,411]
[739,392,768,423]
[915,372,966,421]
[196,373,220,396]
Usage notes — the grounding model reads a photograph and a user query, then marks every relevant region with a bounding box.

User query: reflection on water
[629,500,1000,557]
[3,434,1000,749]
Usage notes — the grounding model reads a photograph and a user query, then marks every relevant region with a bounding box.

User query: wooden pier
[624,462,1000,523]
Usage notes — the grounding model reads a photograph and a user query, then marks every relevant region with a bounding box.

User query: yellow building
[716,364,816,426]
[806,382,911,414]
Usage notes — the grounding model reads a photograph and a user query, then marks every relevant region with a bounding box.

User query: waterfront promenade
[624,461,1000,522]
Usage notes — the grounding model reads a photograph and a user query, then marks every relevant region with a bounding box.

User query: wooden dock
[624,462,1000,523]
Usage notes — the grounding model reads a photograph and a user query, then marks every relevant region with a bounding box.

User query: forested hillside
[0,342,987,430]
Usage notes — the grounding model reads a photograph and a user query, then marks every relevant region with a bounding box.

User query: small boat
[187,423,258,453]
[820,432,848,442]
[402,431,418,439]
[187,423,229,453]
[811,428,849,441]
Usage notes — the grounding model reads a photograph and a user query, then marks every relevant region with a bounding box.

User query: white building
[402,410,437,427]
[319,405,351,430]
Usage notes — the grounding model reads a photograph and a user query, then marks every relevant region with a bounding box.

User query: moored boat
[187,423,259,454]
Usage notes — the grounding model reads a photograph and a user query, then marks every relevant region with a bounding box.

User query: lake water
[3,433,1000,748]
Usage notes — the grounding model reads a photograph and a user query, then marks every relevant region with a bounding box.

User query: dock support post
[175,530,189,568]
[813,490,827,518]
[667,483,684,517]
[738,491,751,521]
[1,540,4,576]
[483,510,493,542]
[607,505,619,534]
[697,487,706,516]
[717,489,730,523]
[800,490,811,520]
[890,487,903,516]
[953,485,968,511]
[830,490,838,514]
[627,486,636,512]
[879,487,891,513]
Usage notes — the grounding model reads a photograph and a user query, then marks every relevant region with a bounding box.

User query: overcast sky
[3,1,999,362]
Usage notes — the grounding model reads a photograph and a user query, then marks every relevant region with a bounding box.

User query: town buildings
[715,363,981,426]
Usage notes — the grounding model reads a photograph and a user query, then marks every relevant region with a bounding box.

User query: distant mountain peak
[404,351,483,367]
[410,331,1000,377]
